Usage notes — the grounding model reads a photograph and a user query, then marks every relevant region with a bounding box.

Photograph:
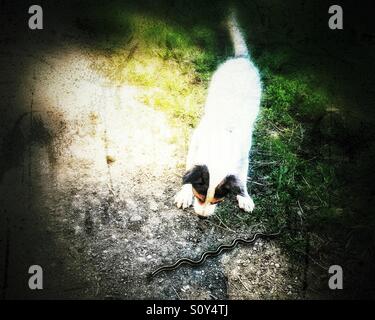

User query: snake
[150,228,283,278]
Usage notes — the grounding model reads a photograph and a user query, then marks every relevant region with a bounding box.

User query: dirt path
[0,14,303,299]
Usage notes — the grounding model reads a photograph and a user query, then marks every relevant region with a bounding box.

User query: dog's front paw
[237,194,255,212]
[174,185,193,209]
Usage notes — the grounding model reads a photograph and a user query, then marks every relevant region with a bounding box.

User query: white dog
[175,11,262,217]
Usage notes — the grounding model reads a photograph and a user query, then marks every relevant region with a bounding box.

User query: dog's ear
[215,175,242,197]
[182,165,209,185]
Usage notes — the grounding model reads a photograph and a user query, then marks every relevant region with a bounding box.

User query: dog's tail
[227,8,249,58]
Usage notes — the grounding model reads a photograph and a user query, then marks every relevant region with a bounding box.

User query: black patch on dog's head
[214,175,242,198]
[182,165,209,196]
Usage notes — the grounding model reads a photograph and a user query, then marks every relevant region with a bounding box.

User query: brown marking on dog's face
[210,197,224,204]
[192,187,206,203]
[192,188,223,205]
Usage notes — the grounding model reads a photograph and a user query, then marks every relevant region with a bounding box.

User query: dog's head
[182,165,240,217]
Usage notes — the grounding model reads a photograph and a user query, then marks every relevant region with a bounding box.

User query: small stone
[106,155,116,164]
[74,225,82,234]
[181,285,190,292]
[149,202,158,211]
[275,263,280,268]
[130,214,142,222]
